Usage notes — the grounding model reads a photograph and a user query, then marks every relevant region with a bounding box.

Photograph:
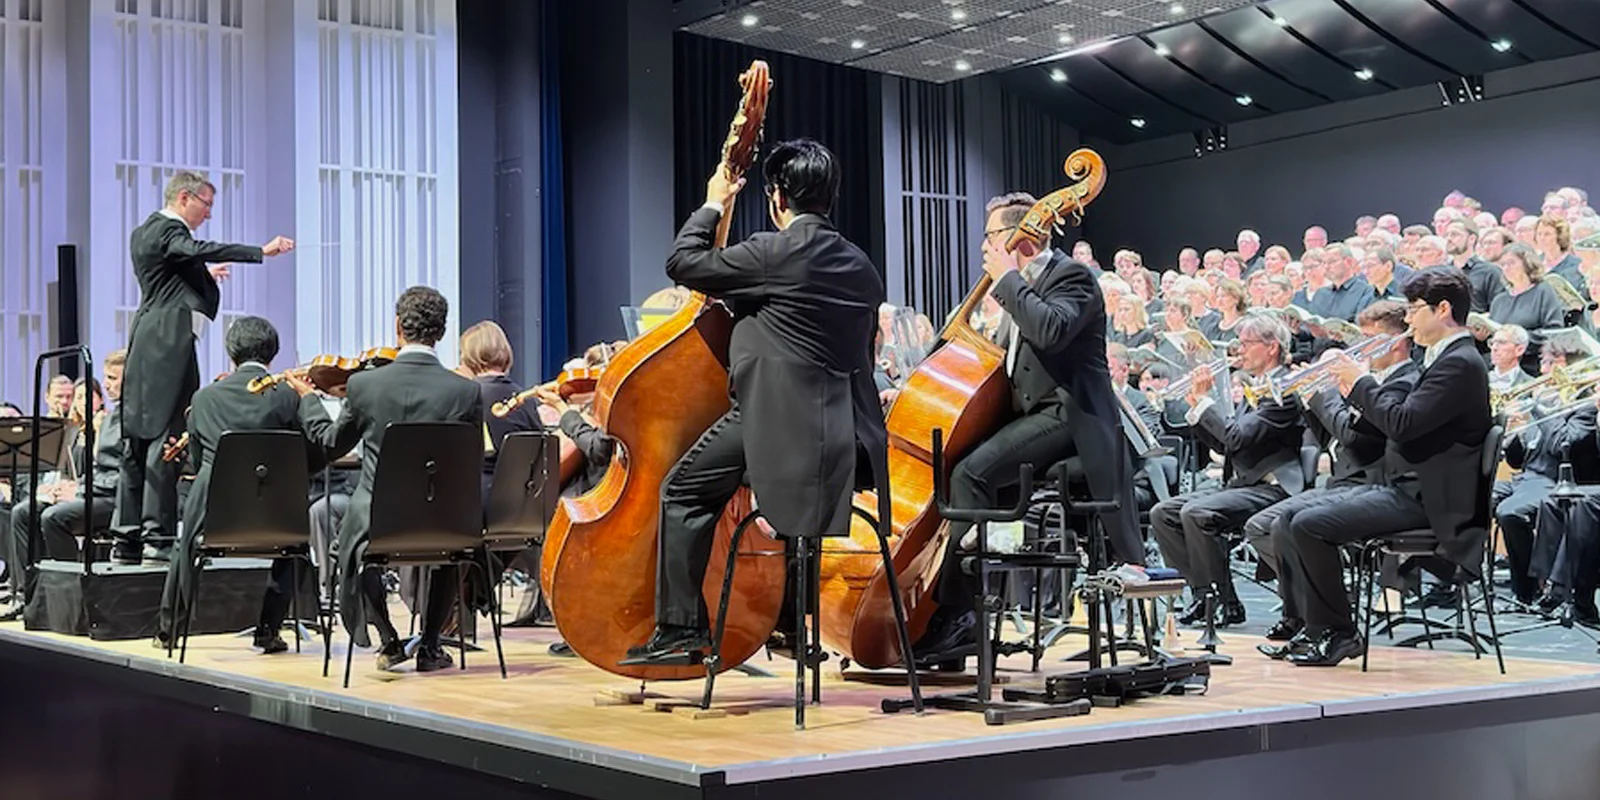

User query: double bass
[541,61,779,679]
[816,150,1109,668]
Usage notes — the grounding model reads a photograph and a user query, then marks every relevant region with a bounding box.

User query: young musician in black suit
[457,321,543,500]
[1151,314,1307,628]
[918,193,1143,658]
[1247,301,1418,652]
[153,317,322,652]
[624,139,890,664]
[292,287,482,673]
[117,171,294,565]
[1277,268,1492,666]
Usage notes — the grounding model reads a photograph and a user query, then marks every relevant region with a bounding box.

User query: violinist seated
[153,317,328,654]
[1487,324,1536,394]
[289,287,485,674]
[1150,314,1307,629]
[624,139,890,665]
[4,357,124,614]
[534,374,614,497]
[1495,343,1599,606]
[1246,301,1418,652]
[918,192,1144,661]
[1526,390,1600,626]
[459,321,543,501]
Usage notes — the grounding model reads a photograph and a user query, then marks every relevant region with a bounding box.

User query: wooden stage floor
[3,606,1600,798]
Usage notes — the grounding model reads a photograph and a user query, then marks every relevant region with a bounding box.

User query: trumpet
[1148,358,1231,404]
[1268,333,1408,402]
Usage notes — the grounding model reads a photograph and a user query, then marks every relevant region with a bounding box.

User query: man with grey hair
[1150,313,1306,628]
[116,170,294,565]
[1487,324,1533,392]
[1375,213,1401,236]
[1354,215,1377,237]
[1303,226,1328,252]
[1177,247,1200,276]
[1412,235,1448,269]
[1237,229,1263,274]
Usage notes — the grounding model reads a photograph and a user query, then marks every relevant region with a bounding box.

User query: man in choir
[1202,249,1225,273]
[1177,247,1200,276]
[1238,229,1264,274]
[1542,192,1569,218]
[1446,218,1506,312]
[1502,207,1527,228]
[1355,216,1377,237]
[1263,276,1295,310]
[1276,268,1491,666]
[1412,235,1448,269]
[117,170,294,566]
[1072,240,1099,271]
[1488,325,1534,393]
[293,287,482,673]
[1433,206,1463,236]
[1376,214,1402,236]
[1293,248,1327,306]
[154,317,322,654]
[1515,215,1540,245]
[1249,302,1417,653]
[913,190,1143,659]
[1309,244,1374,322]
[1362,246,1411,301]
[1303,226,1328,252]
[1151,315,1306,628]
[1479,226,1513,265]
[44,376,73,418]
[621,139,890,664]
[4,352,125,612]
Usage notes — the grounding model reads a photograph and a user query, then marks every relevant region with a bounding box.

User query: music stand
[0,416,69,600]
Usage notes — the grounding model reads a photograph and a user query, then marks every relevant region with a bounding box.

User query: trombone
[1501,361,1600,437]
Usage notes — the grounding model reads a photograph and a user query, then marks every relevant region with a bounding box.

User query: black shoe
[765,631,797,660]
[1264,618,1304,642]
[1573,605,1600,630]
[415,644,454,672]
[1216,600,1247,627]
[112,542,142,566]
[142,544,173,563]
[1287,630,1365,667]
[253,633,289,655]
[1177,599,1208,626]
[618,625,711,665]
[1536,593,1564,615]
[548,640,575,657]
[1419,583,1457,609]
[375,639,412,671]
[1257,629,1315,660]
[911,609,976,661]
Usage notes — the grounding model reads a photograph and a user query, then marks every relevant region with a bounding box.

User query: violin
[248,346,398,394]
[158,373,227,463]
[490,366,605,418]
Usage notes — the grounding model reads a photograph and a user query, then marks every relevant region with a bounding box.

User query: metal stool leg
[701,513,757,709]
[810,538,823,705]
[481,550,507,679]
[870,516,923,714]
[455,567,469,670]
[1481,570,1505,674]
[793,536,809,730]
[290,557,302,654]
[180,555,205,665]
[1361,546,1377,673]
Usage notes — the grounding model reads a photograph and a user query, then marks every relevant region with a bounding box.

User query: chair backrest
[484,431,561,547]
[203,431,311,551]
[1299,445,1321,492]
[367,422,484,556]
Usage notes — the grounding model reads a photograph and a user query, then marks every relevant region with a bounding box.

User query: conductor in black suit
[292,287,482,673]
[1277,268,1492,666]
[154,317,323,653]
[117,170,294,565]
[920,193,1143,655]
[624,139,891,664]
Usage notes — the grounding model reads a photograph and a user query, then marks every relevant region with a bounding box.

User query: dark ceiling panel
[1517,0,1600,51]
[1342,0,1527,76]
[1145,24,1325,114]
[1055,51,1214,133]
[1270,0,1454,87]
[996,69,1146,145]
[1202,6,1386,101]
[1432,0,1591,62]
[1096,38,1274,121]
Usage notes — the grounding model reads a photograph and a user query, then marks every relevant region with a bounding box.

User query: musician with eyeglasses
[1248,301,1417,655]
[1149,314,1306,629]
[1274,269,1491,667]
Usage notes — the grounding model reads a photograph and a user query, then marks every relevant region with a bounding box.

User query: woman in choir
[1203,279,1248,343]
[1110,295,1154,349]
[1488,243,1564,374]
[1220,252,1244,281]
[1536,214,1587,298]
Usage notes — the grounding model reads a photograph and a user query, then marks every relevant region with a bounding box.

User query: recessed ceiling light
[1270,13,1288,27]
[1492,38,1513,53]
[1170,3,1185,14]
[1154,43,1171,56]
[951,8,966,20]
[1235,94,1253,106]
[1130,117,1147,128]
[741,13,758,27]
[1058,33,1075,44]
[1050,68,1068,82]
[954,60,971,72]
[1354,67,1374,81]
[850,39,865,49]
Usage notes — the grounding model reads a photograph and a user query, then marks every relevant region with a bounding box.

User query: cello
[816,150,1109,668]
[541,61,781,680]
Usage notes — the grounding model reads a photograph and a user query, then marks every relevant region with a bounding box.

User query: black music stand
[0,416,69,605]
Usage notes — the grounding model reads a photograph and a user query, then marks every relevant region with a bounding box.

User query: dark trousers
[1493,475,1552,602]
[116,402,185,545]
[1534,489,1600,611]
[934,406,1080,612]
[7,497,106,600]
[656,408,746,629]
[1244,483,1365,620]
[1151,484,1288,602]
[359,564,458,648]
[1277,483,1430,635]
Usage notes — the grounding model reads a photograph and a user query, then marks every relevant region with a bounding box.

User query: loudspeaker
[52,245,81,379]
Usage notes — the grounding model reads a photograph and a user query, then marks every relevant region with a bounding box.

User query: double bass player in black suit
[624,139,891,664]
[117,170,293,565]
[919,193,1143,657]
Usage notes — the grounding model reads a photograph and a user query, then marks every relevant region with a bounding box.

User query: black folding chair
[479,431,562,677]
[336,422,497,687]
[173,431,316,664]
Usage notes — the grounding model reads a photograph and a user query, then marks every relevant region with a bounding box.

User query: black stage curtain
[673,33,885,273]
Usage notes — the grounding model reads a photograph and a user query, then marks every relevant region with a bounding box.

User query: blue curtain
[539,0,569,379]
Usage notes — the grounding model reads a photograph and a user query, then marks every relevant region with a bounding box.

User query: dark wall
[673,33,885,271]
[1081,52,1600,270]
